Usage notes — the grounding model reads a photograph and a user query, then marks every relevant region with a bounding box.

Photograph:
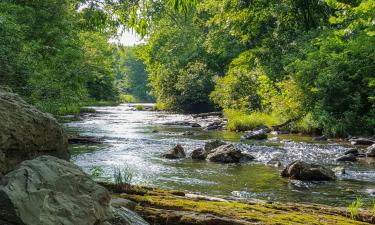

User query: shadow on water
[66,104,375,208]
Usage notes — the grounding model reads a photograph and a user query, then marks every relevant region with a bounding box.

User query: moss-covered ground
[104,183,374,225]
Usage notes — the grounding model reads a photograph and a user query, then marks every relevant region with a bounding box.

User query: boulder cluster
[163,140,255,164]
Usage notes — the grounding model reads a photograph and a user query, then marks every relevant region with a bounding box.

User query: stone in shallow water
[349,138,374,146]
[204,140,226,152]
[207,144,254,163]
[344,149,359,156]
[366,144,375,157]
[336,153,357,162]
[281,160,336,181]
[163,144,186,159]
[190,148,207,160]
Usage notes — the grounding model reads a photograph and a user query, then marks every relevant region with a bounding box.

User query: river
[64,103,375,207]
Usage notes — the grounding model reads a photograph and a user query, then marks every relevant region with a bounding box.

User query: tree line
[1,0,373,136]
[139,0,374,136]
[0,0,154,114]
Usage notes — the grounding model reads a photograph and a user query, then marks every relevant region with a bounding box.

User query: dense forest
[1,0,374,136]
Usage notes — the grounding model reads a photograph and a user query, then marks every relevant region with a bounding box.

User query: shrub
[120,94,137,103]
[225,109,281,131]
[135,105,144,110]
[347,197,361,219]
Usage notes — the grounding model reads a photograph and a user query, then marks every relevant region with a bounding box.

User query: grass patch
[224,109,281,131]
[347,197,362,219]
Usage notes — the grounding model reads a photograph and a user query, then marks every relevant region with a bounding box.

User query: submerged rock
[349,138,374,146]
[0,91,69,176]
[204,121,224,130]
[204,140,226,152]
[344,149,359,156]
[336,154,357,162]
[182,131,195,136]
[68,135,104,144]
[191,123,201,128]
[190,148,207,160]
[241,129,268,140]
[206,144,254,163]
[0,156,112,225]
[281,160,336,181]
[333,166,346,175]
[267,158,283,168]
[164,144,186,159]
[366,144,375,157]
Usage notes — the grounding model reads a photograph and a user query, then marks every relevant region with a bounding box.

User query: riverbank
[103,183,374,225]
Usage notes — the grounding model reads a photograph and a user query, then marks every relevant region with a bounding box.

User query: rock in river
[164,144,186,159]
[190,148,207,160]
[0,156,112,225]
[207,144,254,163]
[349,138,374,146]
[344,149,359,156]
[281,160,336,181]
[241,129,268,140]
[366,144,375,157]
[204,140,226,152]
[0,91,69,176]
[336,153,357,162]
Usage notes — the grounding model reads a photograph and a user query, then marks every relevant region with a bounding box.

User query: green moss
[119,187,371,225]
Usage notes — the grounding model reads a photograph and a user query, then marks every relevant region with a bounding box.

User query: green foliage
[0,0,120,114]
[225,109,281,132]
[120,94,137,103]
[347,197,362,219]
[115,46,153,102]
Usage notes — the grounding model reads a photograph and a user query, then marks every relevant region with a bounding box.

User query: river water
[64,104,375,207]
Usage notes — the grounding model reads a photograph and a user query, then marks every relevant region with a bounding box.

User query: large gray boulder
[0,156,113,225]
[281,160,336,181]
[0,92,69,176]
[206,144,254,163]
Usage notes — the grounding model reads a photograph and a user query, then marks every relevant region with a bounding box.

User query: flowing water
[64,104,375,207]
